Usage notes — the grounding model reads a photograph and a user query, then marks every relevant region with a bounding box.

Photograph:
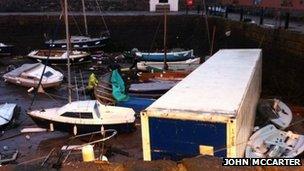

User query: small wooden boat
[246,124,304,158]
[135,50,194,62]
[27,49,91,63]
[27,100,135,135]
[137,71,189,82]
[0,103,17,129]
[45,35,109,50]
[3,63,63,88]
[128,71,189,98]
[137,58,200,71]
[257,99,292,129]
[94,72,155,113]
[0,43,14,56]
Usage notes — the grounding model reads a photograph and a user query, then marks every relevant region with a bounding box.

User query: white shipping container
[141,49,262,161]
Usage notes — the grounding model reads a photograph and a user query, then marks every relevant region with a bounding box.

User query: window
[43,71,53,78]
[61,112,93,119]
[159,0,168,3]
[94,103,101,118]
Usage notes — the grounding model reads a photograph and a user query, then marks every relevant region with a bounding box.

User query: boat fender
[16,79,21,84]
[101,125,105,136]
[73,125,77,135]
[100,155,108,161]
[79,58,84,62]
[49,123,54,132]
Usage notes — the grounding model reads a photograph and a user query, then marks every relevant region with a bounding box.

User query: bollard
[82,145,95,162]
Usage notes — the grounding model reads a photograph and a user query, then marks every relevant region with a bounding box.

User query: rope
[95,0,110,35]
[68,5,83,36]
[29,11,63,110]
[146,19,162,61]
[201,0,211,53]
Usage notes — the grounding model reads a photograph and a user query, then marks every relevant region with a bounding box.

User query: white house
[150,0,179,12]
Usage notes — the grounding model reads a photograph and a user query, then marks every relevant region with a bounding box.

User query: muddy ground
[1,55,304,171]
[0,55,144,167]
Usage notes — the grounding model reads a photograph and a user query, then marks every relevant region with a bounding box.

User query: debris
[41,148,55,166]
[0,150,18,165]
[3,146,8,151]
[27,87,34,93]
[61,145,90,151]
[25,134,30,140]
[20,127,47,133]
[107,145,130,157]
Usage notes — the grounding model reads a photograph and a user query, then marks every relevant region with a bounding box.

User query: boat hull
[0,46,14,56]
[0,104,18,129]
[3,77,61,89]
[45,37,109,50]
[29,115,136,134]
[28,55,92,64]
[136,50,194,62]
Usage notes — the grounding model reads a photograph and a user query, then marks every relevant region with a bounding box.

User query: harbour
[1,0,304,170]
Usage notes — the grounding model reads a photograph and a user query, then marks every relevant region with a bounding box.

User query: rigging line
[29,13,63,110]
[147,19,162,60]
[44,92,61,105]
[79,69,87,100]
[95,0,110,35]
[68,5,83,36]
[201,0,211,53]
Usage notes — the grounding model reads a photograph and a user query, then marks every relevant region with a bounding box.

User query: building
[149,0,179,12]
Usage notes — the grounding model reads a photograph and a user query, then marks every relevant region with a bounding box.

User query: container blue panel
[149,117,227,161]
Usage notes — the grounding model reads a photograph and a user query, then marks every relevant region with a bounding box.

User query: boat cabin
[57,100,101,119]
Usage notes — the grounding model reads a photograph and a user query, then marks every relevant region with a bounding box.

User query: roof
[59,100,97,113]
[146,49,262,116]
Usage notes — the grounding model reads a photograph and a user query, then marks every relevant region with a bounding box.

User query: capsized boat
[137,58,200,71]
[0,43,14,56]
[0,103,17,129]
[3,63,63,88]
[27,100,136,135]
[257,99,292,129]
[27,49,91,63]
[45,35,109,50]
[135,49,194,62]
[245,124,304,158]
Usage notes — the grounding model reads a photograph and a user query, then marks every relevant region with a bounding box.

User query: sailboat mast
[81,0,89,35]
[163,8,168,70]
[64,0,72,103]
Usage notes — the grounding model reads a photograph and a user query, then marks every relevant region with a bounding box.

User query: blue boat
[135,50,194,62]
